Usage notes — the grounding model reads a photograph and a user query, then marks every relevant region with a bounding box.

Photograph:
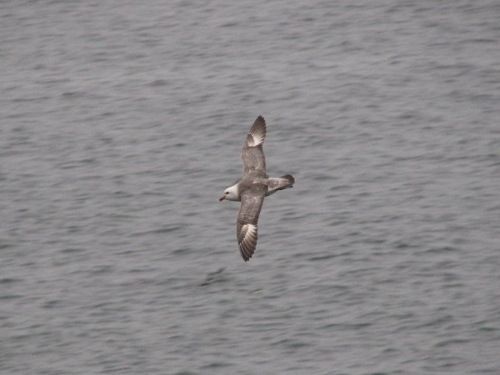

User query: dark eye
[225,192,229,195]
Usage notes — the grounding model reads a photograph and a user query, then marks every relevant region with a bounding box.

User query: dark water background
[1,1,499,374]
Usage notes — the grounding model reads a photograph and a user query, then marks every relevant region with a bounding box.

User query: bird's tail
[265,174,295,196]
[279,174,295,187]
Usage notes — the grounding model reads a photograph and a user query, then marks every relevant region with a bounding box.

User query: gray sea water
[1,1,500,374]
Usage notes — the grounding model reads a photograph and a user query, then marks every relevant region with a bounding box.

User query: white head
[219,183,240,201]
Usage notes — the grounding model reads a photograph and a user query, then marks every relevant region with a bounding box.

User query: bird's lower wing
[237,189,265,261]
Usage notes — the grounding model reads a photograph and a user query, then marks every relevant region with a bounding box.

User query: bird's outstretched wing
[241,116,267,177]
[236,187,266,261]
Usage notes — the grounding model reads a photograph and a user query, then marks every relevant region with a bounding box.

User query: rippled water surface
[1,1,500,374]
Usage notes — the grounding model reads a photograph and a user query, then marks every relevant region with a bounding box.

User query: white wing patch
[249,131,264,147]
[242,224,257,242]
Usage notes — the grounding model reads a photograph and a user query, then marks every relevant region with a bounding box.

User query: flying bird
[219,116,295,261]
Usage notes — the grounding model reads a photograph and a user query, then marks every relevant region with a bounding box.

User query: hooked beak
[219,195,225,201]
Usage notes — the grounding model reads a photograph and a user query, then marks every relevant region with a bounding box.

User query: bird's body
[219,116,295,261]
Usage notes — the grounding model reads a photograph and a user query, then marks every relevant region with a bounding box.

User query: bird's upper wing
[236,187,266,261]
[241,116,267,177]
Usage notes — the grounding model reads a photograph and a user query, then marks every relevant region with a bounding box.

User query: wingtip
[255,115,266,129]
[248,116,266,147]
[240,250,254,262]
[239,241,256,261]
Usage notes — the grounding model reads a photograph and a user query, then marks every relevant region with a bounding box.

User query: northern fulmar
[219,115,295,261]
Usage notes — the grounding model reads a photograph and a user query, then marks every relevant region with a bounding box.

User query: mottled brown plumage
[219,116,295,261]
